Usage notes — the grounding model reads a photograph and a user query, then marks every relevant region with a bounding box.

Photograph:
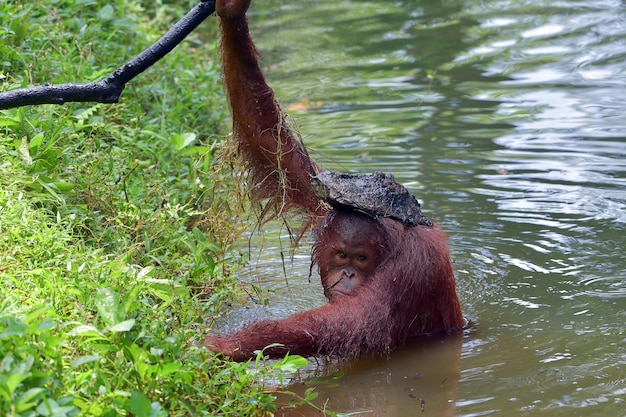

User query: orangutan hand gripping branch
[205,0,465,361]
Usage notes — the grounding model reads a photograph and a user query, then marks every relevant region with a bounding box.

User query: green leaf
[0,116,21,128]
[143,279,188,301]
[276,355,308,373]
[110,319,135,332]
[3,355,34,395]
[107,259,130,279]
[29,132,44,153]
[129,389,152,417]
[68,324,104,338]
[171,132,196,151]
[179,145,211,156]
[51,181,74,193]
[15,387,45,412]
[71,354,102,368]
[95,288,125,327]
[97,4,115,21]
[36,398,75,416]
[171,134,183,151]
[303,387,318,402]
[0,318,27,338]
[137,266,154,280]
[157,362,181,377]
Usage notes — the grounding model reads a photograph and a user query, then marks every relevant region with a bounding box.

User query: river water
[220,0,626,415]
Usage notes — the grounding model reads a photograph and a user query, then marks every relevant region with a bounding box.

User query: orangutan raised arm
[217,0,324,218]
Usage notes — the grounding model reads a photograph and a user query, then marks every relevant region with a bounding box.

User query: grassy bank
[0,1,310,415]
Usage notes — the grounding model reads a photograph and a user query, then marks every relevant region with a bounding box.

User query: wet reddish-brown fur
[218,4,323,218]
[206,0,464,361]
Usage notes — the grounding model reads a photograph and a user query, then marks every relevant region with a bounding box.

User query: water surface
[219,1,626,415]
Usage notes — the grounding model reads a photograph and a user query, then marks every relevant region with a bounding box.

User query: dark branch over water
[0,0,216,110]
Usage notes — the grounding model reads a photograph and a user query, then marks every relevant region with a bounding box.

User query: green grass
[0,1,315,415]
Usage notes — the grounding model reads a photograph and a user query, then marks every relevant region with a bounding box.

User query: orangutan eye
[357,255,366,262]
[337,251,347,259]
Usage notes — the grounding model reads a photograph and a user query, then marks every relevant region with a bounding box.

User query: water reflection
[222,0,626,415]
[275,333,463,416]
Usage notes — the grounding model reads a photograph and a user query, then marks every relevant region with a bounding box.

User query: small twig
[120,162,140,203]
[0,0,216,110]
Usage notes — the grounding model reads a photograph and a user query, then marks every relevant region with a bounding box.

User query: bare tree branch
[0,0,216,110]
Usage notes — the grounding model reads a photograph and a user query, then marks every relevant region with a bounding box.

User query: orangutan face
[317,212,387,299]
